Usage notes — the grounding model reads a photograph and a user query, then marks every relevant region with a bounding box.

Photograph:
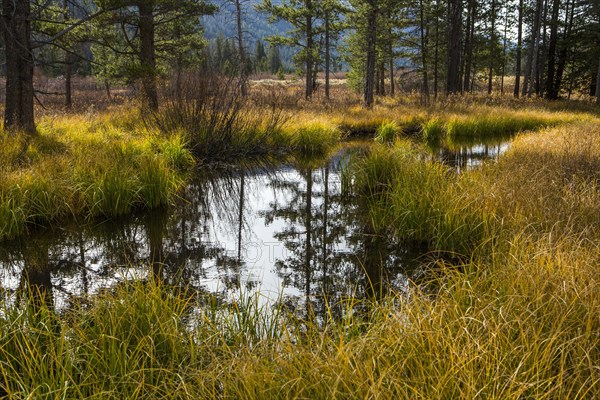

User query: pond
[0,140,509,318]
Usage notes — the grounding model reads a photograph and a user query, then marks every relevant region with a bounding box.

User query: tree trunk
[137,1,158,110]
[235,0,248,96]
[523,0,542,97]
[64,0,72,110]
[446,0,462,94]
[104,80,112,99]
[419,0,430,101]
[434,0,440,98]
[312,57,319,92]
[463,0,475,92]
[305,0,313,99]
[514,0,523,97]
[63,0,73,110]
[389,36,395,96]
[363,0,377,108]
[596,55,600,105]
[553,0,574,97]
[537,0,549,96]
[379,62,386,96]
[487,0,497,95]
[567,58,575,99]
[500,7,508,94]
[325,12,330,99]
[545,0,561,99]
[375,65,382,95]
[2,0,35,134]
[65,50,73,110]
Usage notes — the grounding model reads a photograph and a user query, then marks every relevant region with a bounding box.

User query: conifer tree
[93,0,215,110]
[257,0,318,98]
[268,45,283,73]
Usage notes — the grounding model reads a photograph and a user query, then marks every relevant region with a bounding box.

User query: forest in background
[0,0,599,135]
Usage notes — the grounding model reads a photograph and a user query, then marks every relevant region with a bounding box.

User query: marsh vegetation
[1,81,599,398]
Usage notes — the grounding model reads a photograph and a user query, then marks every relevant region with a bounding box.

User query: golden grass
[279,98,595,147]
[0,109,191,240]
[1,230,597,399]
[480,121,600,235]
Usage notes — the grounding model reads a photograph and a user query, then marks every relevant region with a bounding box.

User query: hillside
[202,0,296,66]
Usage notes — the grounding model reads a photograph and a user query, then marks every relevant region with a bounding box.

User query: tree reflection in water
[265,154,428,321]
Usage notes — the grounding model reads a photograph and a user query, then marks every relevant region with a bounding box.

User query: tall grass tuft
[350,140,490,255]
[151,133,195,171]
[0,132,28,168]
[70,280,196,396]
[374,121,401,144]
[349,142,413,230]
[0,280,199,398]
[0,259,596,399]
[444,110,570,142]
[288,121,342,157]
[0,192,26,240]
[421,117,445,147]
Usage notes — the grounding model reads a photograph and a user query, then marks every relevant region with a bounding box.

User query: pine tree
[255,40,268,72]
[257,0,319,98]
[268,45,283,73]
[93,0,215,110]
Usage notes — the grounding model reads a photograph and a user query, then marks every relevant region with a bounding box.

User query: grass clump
[349,143,410,229]
[350,140,489,255]
[287,121,342,157]
[0,132,28,168]
[70,281,195,394]
[415,107,586,149]
[421,117,445,146]
[374,121,401,144]
[0,192,26,241]
[351,115,600,257]
[335,119,600,397]
[0,253,597,399]
[444,109,575,143]
[483,121,600,234]
[150,133,195,171]
[0,280,198,398]
[72,142,185,217]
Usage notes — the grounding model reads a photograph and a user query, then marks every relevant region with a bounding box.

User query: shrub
[148,72,286,161]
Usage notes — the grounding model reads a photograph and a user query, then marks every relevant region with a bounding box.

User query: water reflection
[436,142,510,172]
[0,148,429,319]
